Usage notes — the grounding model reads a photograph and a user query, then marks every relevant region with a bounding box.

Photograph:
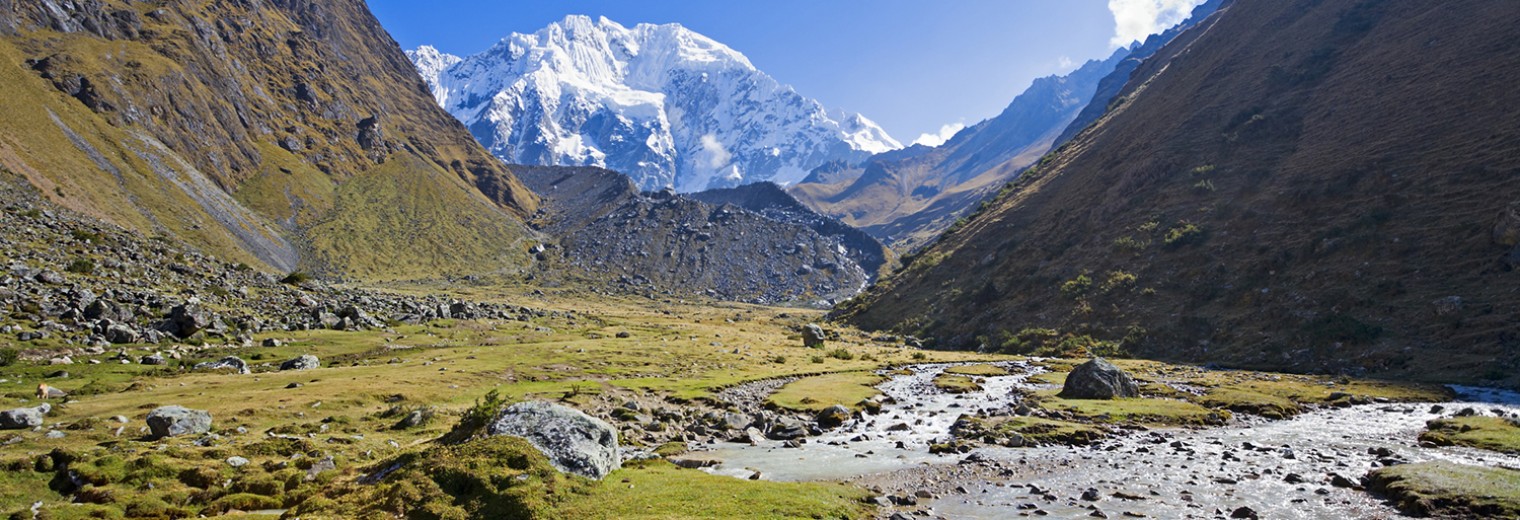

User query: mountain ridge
[839,0,1520,386]
[409,15,900,193]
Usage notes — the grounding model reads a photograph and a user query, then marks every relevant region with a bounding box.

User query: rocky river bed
[697,363,1520,519]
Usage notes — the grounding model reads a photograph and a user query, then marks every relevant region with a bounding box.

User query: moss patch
[767,372,888,412]
[1368,461,1520,518]
[1420,416,1520,455]
[932,373,982,394]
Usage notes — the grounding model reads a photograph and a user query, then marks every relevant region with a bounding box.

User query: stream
[700,363,1520,519]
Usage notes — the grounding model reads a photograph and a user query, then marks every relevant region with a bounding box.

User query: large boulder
[1058,358,1139,399]
[802,324,826,348]
[279,355,320,371]
[815,404,852,429]
[486,401,619,480]
[194,356,249,374]
[0,403,50,429]
[146,406,212,438]
[164,301,215,338]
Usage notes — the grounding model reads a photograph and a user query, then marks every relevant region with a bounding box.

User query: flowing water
[702,363,1520,519]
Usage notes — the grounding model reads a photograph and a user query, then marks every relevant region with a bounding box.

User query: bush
[71,229,103,243]
[769,355,787,364]
[65,257,95,274]
[1163,223,1204,246]
[911,352,928,361]
[446,389,508,443]
[279,271,312,285]
[826,348,854,361]
[1059,273,1092,297]
[1101,271,1137,293]
[810,355,825,364]
[0,348,17,367]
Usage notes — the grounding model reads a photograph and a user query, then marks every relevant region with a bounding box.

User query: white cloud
[697,134,731,169]
[1108,0,1206,48]
[912,123,966,148]
[1057,56,1075,70]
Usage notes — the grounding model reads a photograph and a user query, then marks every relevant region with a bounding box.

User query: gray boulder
[815,404,851,429]
[279,355,320,371]
[104,324,139,344]
[802,323,826,348]
[147,405,211,438]
[0,403,50,429]
[486,401,619,480]
[164,302,213,338]
[194,356,249,374]
[140,354,165,365]
[1058,358,1139,399]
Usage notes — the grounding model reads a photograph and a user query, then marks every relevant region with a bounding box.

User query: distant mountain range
[409,15,900,193]
[790,0,1224,251]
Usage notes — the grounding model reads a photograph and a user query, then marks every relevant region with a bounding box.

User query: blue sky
[366,1,1202,145]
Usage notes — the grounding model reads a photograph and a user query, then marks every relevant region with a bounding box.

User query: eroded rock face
[486,401,619,480]
[1058,358,1139,400]
[146,405,211,438]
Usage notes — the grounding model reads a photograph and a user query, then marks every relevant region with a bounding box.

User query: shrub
[810,355,825,364]
[280,271,312,285]
[911,352,928,361]
[65,257,95,274]
[1059,273,1092,297]
[71,229,103,243]
[1101,271,1138,293]
[446,389,509,442]
[1163,223,1204,246]
[826,348,854,361]
[769,355,787,364]
[1136,221,1160,233]
[0,348,17,367]
[1112,236,1147,253]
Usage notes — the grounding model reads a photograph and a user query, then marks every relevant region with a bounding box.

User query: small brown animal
[36,383,67,400]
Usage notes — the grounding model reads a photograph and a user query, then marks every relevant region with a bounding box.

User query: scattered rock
[1230,506,1259,519]
[146,406,212,439]
[279,355,320,371]
[193,356,249,374]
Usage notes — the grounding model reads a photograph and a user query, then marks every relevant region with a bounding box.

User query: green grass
[965,416,1107,446]
[767,372,887,412]
[288,436,872,520]
[554,460,872,519]
[304,152,535,280]
[1369,461,1520,518]
[1420,417,1520,455]
[932,374,982,394]
[1033,392,1221,426]
[942,364,1009,377]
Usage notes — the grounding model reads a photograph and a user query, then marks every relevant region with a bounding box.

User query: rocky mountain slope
[687,182,895,279]
[840,0,1520,386]
[514,166,870,304]
[409,15,900,193]
[790,1,1222,252]
[0,0,538,280]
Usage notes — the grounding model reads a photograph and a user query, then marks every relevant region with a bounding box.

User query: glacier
[408,15,900,192]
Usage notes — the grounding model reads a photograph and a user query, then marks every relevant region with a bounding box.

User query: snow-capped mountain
[407,15,901,192]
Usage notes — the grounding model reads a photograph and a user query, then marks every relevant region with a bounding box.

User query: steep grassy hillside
[0,0,537,278]
[841,0,1520,386]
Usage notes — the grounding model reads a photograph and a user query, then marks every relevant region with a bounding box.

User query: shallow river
[702,363,1520,519]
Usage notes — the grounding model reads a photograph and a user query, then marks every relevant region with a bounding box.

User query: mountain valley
[0,0,1517,519]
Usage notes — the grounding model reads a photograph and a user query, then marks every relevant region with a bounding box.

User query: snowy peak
[410,15,899,192]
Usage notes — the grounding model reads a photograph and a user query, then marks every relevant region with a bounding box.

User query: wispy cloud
[1108,0,1206,47]
[912,123,966,148]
